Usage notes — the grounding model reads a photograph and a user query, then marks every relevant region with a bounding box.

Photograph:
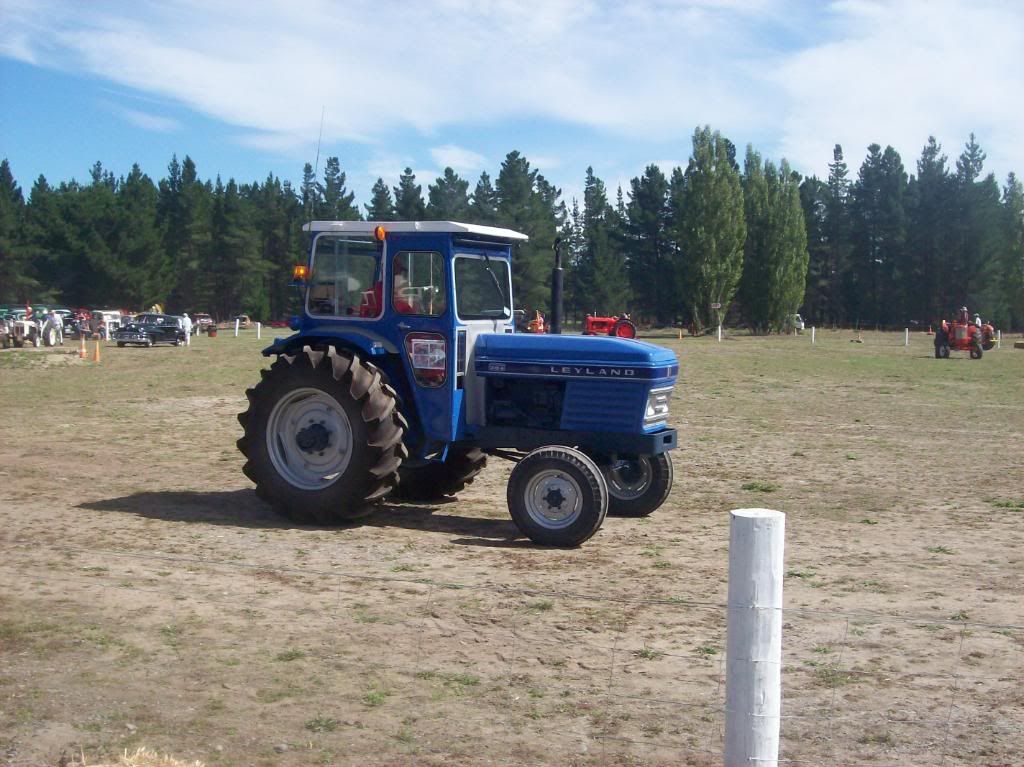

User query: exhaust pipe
[550,237,564,335]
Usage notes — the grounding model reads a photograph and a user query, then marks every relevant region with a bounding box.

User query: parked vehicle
[112,313,187,347]
[192,313,213,334]
[237,221,679,547]
[233,314,252,329]
[91,310,123,339]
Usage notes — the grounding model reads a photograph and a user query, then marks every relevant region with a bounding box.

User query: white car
[793,314,805,333]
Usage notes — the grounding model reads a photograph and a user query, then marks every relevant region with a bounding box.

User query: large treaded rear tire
[237,345,407,524]
[391,447,487,501]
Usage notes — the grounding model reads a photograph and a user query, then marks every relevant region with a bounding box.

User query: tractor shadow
[77,489,532,547]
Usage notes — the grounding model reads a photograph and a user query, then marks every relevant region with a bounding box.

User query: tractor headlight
[644,386,673,427]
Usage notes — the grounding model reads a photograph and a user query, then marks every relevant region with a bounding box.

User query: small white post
[725,508,785,767]
[186,330,190,346]
[717,324,722,343]
[811,326,816,345]
[234,318,240,337]
[904,328,909,346]
[256,322,262,340]
[997,330,1001,349]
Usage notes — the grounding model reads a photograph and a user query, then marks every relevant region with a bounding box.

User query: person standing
[182,312,193,345]
[47,309,63,345]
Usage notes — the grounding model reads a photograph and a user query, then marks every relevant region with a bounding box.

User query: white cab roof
[303,220,528,241]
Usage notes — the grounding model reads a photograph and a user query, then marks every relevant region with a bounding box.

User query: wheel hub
[295,422,330,453]
[525,472,581,527]
[543,486,567,509]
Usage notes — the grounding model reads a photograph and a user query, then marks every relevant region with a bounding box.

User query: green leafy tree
[394,167,426,221]
[426,167,471,220]
[671,126,747,332]
[365,178,395,221]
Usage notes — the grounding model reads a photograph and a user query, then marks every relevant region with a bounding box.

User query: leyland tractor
[237,222,678,546]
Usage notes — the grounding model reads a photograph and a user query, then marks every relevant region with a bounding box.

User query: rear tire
[237,345,407,524]
[970,343,982,359]
[595,453,674,517]
[611,319,637,339]
[392,447,487,501]
[507,446,607,547]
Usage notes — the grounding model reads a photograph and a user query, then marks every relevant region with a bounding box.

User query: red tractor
[582,313,637,339]
[934,308,995,359]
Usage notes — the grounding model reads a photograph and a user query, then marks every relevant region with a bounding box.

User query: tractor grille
[560,381,647,433]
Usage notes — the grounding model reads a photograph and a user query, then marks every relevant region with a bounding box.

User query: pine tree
[426,167,470,220]
[116,163,168,307]
[300,162,321,222]
[671,126,746,332]
[799,175,828,324]
[393,167,426,221]
[320,157,359,220]
[364,178,396,221]
[1002,173,1024,329]
[0,159,32,303]
[824,145,852,325]
[905,137,953,324]
[493,152,562,312]
[469,171,498,224]
[575,167,629,315]
[624,165,672,323]
[850,144,907,327]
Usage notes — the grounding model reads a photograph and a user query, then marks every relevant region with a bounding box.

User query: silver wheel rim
[266,387,353,491]
[524,469,583,529]
[606,457,653,501]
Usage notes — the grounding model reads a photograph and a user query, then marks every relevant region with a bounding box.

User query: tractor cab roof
[303,220,529,242]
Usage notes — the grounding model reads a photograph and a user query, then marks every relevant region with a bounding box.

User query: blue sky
[2,0,1022,210]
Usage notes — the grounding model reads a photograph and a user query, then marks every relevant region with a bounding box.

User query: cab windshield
[454,254,512,320]
[307,235,380,318]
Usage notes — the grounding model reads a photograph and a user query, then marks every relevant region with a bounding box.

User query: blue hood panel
[475,333,678,380]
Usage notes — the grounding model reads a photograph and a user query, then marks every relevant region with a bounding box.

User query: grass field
[1,329,1022,766]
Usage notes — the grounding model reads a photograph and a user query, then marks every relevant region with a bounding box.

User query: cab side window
[393,251,446,317]
[308,235,380,318]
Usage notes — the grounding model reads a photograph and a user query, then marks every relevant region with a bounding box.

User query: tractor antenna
[550,236,564,335]
[305,106,326,226]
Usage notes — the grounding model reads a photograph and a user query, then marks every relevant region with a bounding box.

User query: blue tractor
[237,221,678,546]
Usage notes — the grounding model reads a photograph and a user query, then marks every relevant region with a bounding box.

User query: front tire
[237,345,407,524]
[970,343,983,359]
[596,453,673,517]
[391,447,487,501]
[507,446,608,547]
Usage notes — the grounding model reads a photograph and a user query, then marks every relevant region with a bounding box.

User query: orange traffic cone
[92,338,101,363]
[79,336,87,359]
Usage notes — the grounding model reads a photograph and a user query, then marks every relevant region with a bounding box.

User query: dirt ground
[1,329,1022,767]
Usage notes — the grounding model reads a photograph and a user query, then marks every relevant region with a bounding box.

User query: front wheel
[970,343,983,359]
[507,446,608,547]
[595,453,674,517]
[237,345,407,524]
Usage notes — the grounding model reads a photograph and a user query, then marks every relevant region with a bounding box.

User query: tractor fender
[262,327,399,359]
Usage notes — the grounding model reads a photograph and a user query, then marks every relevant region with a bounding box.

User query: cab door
[387,241,455,452]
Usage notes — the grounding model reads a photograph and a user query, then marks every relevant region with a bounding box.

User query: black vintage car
[112,313,187,347]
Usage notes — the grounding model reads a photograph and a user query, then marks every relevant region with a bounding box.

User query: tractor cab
[241,221,680,546]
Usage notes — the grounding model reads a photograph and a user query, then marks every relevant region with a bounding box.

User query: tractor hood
[474,333,678,381]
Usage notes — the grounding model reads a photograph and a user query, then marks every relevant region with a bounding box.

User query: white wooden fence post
[717,324,722,343]
[905,328,909,346]
[725,508,785,767]
[811,326,815,345]
[234,318,240,337]
[257,322,262,340]
[997,330,1001,349]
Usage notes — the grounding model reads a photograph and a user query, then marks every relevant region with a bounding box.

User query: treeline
[1,127,1021,330]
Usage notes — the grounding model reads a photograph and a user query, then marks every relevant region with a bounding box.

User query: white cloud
[429,145,488,174]
[119,107,181,134]
[2,0,1022,183]
[771,0,1024,179]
